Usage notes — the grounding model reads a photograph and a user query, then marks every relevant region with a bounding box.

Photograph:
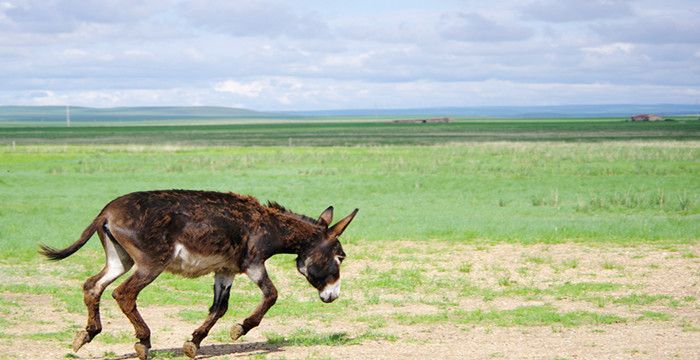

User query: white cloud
[4,77,700,110]
[322,52,373,68]
[593,17,700,44]
[62,48,89,59]
[1,0,174,34]
[582,43,635,55]
[180,0,330,38]
[440,12,533,42]
[214,80,267,97]
[214,77,307,106]
[183,48,205,61]
[522,0,633,22]
[123,49,154,59]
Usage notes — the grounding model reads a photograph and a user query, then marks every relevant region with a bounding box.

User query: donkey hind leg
[73,232,133,352]
[112,266,163,360]
[231,263,278,342]
[183,273,234,358]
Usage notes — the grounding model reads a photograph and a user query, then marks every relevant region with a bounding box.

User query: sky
[1,0,699,111]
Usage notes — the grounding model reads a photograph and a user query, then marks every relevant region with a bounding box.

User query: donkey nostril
[319,279,341,303]
[320,293,337,303]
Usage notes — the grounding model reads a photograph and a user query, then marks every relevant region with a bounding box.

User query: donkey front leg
[231,263,278,341]
[183,273,233,358]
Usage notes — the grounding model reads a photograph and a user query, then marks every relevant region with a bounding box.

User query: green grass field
[0,118,698,359]
[1,141,698,260]
[1,117,699,145]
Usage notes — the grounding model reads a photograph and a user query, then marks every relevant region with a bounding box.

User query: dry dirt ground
[1,242,698,360]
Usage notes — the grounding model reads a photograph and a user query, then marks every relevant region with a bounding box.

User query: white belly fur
[167,243,237,278]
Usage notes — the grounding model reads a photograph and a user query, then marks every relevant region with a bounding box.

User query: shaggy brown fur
[39,190,357,360]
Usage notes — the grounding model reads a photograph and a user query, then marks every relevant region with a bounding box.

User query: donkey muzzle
[319,279,340,303]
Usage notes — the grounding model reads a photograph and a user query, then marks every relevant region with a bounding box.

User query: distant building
[630,114,663,121]
[392,117,451,124]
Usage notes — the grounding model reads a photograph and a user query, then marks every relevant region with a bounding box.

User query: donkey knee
[111,288,133,310]
[82,278,97,292]
[83,278,103,299]
[111,288,123,301]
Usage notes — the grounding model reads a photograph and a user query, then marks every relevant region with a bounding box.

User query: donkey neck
[259,211,325,258]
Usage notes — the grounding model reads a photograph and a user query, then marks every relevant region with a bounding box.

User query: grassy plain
[0,118,699,358]
[1,117,699,145]
[1,141,698,259]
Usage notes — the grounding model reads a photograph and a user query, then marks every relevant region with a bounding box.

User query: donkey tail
[39,215,102,261]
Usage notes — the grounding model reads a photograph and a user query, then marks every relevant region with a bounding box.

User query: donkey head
[296,207,358,303]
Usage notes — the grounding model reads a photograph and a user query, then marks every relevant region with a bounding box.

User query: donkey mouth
[319,279,340,303]
[320,293,338,303]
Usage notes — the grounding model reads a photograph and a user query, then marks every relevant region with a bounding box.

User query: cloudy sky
[1,0,699,110]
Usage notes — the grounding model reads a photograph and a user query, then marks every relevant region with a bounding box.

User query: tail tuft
[38,216,101,261]
[38,244,72,261]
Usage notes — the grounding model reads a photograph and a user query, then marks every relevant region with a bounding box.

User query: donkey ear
[318,206,334,227]
[328,208,359,238]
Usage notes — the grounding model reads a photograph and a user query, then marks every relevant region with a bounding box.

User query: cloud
[0,1,698,109]
[214,80,266,97]
[522,0,633,22]
[335,10,439,45]
[4,77,700,110]
[592,17,700,44]
[582,42,635,56]
[180,0,330,38]
[1,0,173,33]
[439,12,533,42]
[5,87,215,107]
[213,77,309,106]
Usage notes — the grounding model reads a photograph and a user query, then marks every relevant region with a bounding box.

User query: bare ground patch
[1,242,698,359]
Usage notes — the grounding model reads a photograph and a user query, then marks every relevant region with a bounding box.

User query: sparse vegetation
[96,331,137,345]
[395,305,626,327]
[264,328,396,346]
[613,294,671,306]
[601,261,624,271]
[458,262,473,273]
[637,311,671,321]
[0,240,698,358]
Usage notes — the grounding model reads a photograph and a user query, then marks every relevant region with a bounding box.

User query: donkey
[39,190,357,360]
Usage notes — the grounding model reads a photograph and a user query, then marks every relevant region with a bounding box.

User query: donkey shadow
[103,341,283,359]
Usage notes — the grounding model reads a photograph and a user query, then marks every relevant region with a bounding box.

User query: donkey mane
[265,201,321,226]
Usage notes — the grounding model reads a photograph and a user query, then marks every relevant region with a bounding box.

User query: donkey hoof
[134,342,150,360]
[230,324,245,341]
[72,330,91,352]
[183,341,198,358]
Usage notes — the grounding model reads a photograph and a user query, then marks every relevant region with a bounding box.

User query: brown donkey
[39,190,358,359]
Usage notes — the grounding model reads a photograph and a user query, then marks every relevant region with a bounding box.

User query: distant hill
[2,104,699,123]
[287,104,700,118]
[0,106,281,122]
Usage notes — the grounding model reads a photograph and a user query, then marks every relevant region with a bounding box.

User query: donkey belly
[166,243,239,278]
